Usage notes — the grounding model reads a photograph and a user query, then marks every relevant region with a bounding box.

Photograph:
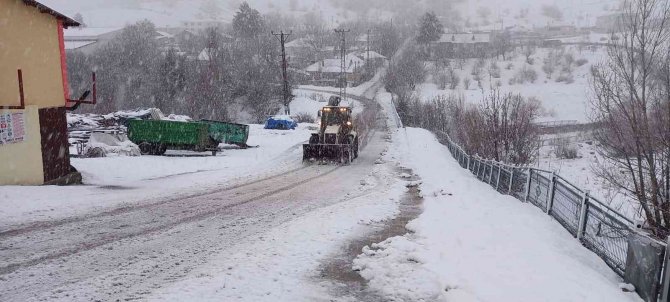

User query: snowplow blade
[303,144,351,162]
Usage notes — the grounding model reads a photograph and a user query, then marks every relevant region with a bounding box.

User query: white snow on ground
[352,126,641,301]
[537,135,640,220]
[147,164,406,302]
[0,124,313,228]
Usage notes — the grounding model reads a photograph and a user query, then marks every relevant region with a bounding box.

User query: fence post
[495,163,502,191]
[547,171,557,214]
[577,190,590,240]
[508,168,514,195]
[488,161,493,185]
[661,236,670,301]
[524,168,533,203]
[478,159,482,179]
[467,155,471,171]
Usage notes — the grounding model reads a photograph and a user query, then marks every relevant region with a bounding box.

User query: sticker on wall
[0,112,26,145]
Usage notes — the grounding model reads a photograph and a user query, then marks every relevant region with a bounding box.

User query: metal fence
[436,131,637,277]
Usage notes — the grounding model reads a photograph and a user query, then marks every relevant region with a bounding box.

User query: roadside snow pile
[353,127,641,302]
[84,132,140,157]
[288,96,324,121]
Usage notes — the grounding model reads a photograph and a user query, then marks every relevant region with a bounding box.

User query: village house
[284,36,335,69]
[1,0,92,185]
[63,27,123,55]
[65,27,182,55]
[303,54,365,86]
[181,20,227,33]
[431,33,493,59]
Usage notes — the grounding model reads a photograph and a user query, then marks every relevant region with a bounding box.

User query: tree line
[67,2,407,123]
[68,3,282,123]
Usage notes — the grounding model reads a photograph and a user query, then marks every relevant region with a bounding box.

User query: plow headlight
[346,121,352,126]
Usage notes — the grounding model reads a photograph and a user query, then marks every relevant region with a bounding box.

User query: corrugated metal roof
[21,0,80,28]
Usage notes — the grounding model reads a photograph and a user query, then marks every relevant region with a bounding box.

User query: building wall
[0,106,45,185]
[0,0,66,109]
[0,0,72,185]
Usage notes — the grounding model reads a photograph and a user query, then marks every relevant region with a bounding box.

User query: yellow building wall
[0,106,45,185]
[0,0,66,109]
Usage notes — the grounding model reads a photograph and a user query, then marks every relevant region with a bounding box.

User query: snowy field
[537,135,640,219]
[420,45,605,123]
[352,125,640,302]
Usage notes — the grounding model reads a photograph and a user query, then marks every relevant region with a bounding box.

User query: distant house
[304,55,365,86]
[285,38,314,67]
[432,33,492,59]
[65,27,185,55]
[542,25,579,37]
[285,38,313,58]
[63,27,123,55]
[285,37,333,68]
[181,20,227,33]
[352,50,386,62]
[354,33,372,51]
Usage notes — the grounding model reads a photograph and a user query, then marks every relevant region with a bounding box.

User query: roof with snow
[197,48,213,61]
[356,34,371,42]
[352,50,386,60]
[437,33,491,44]
[285,38,312,48]
[64,40,96,50]
[304,55,365,74]
[21,0,80,28]
[64,27,122,39]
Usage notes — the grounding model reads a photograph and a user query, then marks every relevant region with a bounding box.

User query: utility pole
[272,30,292,115]
[366,29,371,74]
[334,29,350,102]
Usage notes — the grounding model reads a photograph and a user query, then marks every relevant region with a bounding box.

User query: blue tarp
[264,116,298,130]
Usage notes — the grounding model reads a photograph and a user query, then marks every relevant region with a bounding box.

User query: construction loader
[303,96,359,164]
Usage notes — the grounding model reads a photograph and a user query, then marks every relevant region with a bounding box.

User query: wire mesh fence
[436,131,639,279]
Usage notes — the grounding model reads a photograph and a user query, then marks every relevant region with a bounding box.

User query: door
[38,107,72,183]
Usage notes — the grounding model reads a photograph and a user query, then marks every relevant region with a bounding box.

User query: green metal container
[127,119,217,155]
[201,120,250,147]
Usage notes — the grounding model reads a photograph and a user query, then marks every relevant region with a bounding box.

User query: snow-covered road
[0,87,407,301]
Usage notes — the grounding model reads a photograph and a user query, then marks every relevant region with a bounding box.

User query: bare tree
[478,91,541,164]
[590,0,670,236]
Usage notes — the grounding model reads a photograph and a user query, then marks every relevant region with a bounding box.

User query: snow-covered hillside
[421,45,605,123]
[455,0,620,30]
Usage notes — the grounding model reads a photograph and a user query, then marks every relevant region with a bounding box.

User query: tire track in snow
[0,165,340,275]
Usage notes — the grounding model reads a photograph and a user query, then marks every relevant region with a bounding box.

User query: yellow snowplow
[303,96,359,164]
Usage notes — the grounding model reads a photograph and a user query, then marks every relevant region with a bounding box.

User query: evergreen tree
[417,12,444,44]
[153,48,186,113]
[232,2,265,39]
